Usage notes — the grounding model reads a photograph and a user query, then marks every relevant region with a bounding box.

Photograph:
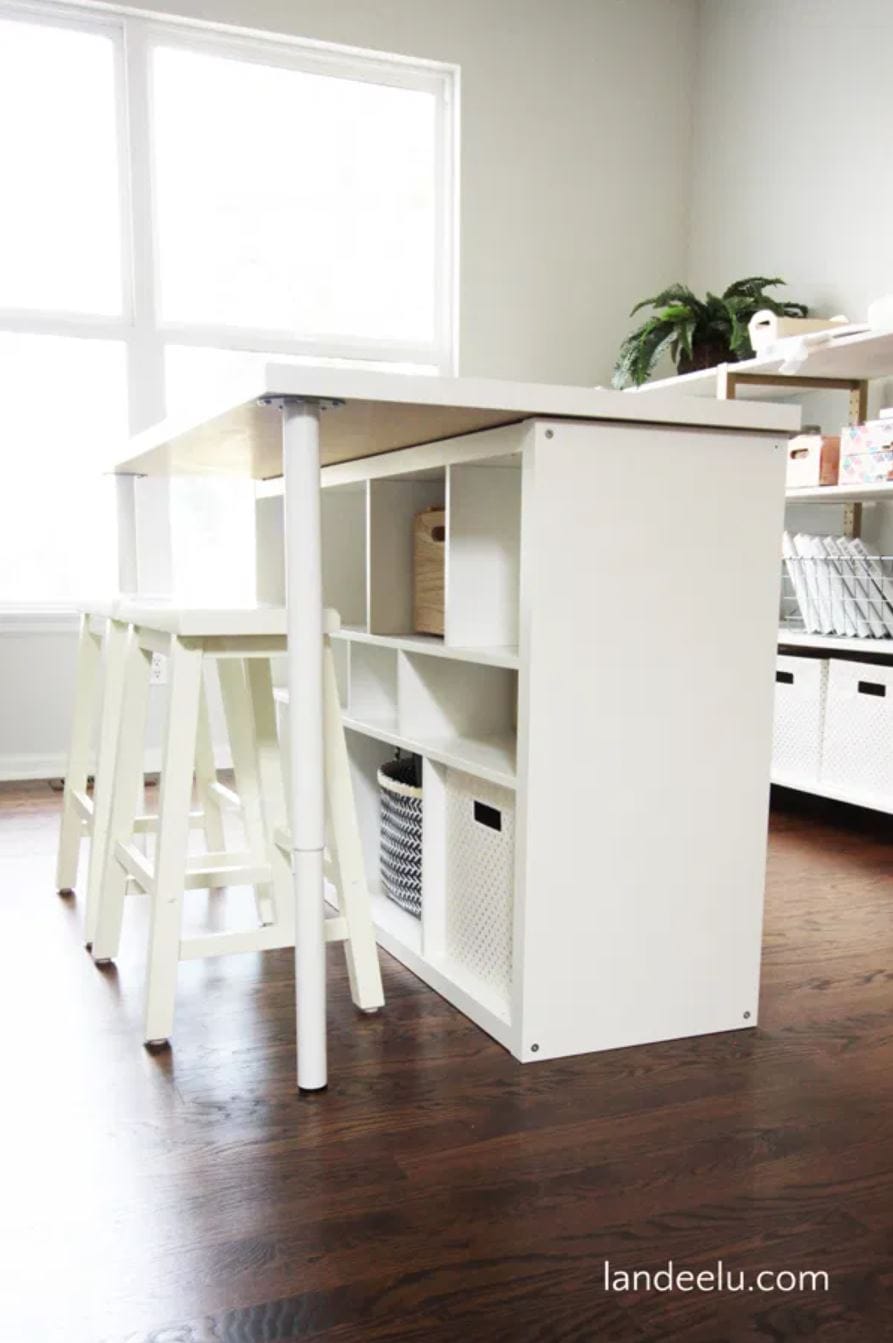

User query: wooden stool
[89,604,384,1046]
[55,605,229,948]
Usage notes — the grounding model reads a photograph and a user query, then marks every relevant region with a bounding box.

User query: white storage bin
[445,770,514,1006]
[821,658,893,803]
[772,655,827,784]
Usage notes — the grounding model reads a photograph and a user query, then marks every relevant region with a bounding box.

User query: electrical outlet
[149,653,168,686]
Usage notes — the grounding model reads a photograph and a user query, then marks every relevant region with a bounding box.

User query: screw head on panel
[544,429,554,439]
[530,1043,540,1053]
[743,1011,751,1020]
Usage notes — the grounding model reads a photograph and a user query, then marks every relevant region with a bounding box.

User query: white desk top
[112,364,800,478]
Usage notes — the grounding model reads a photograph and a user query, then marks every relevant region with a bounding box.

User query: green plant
[611,277,809,388]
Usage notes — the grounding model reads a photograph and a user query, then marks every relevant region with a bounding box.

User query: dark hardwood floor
[0,780,890,1342]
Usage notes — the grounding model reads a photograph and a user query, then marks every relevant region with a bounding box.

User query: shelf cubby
[446,459,521,649]
[398,653,517,786]
[255,483,368,629]
[348,642,398,731]
[322,483,367,629]
[368,472,445,636]
[344,728,422,954]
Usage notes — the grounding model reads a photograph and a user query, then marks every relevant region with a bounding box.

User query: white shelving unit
[273,412,787,1061]
[631,326,893,400]
[777,628,893,657]
[632,328,893,815]
[786,482,893,505]
[771,770,892,814]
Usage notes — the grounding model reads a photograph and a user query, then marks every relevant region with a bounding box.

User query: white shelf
[343,714,517,789]
[332,625,519,669]
[777,627,893,656]
[369,886,421,955]
[368,891,511,1026]
[428,956,511,1024]
[786,482,893,504]
[630,325,892,401]
[772,771,892,816]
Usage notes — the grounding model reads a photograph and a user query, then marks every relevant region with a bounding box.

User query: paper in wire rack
[845,537,893,637]
[794,533,834,633]
[822,536,869,637]
[818,536,856,636]
[783,531,818,632]
[782,532,893,639]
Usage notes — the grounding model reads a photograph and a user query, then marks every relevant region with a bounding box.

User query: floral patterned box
[839,422,893,484]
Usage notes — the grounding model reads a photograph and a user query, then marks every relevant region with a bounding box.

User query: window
[0,1,457,607]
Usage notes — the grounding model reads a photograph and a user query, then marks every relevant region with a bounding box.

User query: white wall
[0,627,87,781]
[688,0,893,323]
[2,0,700,780]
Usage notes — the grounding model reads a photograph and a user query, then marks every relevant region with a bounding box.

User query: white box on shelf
[443,769,515,1017]
[785,433,840,489]
[772,655,827,785]
[820,658,893,803]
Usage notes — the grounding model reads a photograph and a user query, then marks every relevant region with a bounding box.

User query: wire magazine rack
[781,548,893,639]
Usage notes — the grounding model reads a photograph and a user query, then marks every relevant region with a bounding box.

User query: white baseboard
[0,746,233,784]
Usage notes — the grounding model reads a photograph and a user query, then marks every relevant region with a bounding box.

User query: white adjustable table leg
[280,399,327,1093]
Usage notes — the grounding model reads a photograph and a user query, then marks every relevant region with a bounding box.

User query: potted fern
[611,277,808,388]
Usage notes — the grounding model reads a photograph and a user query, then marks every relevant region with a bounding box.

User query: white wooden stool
[56,604,229,948]
[89,604,384,1046]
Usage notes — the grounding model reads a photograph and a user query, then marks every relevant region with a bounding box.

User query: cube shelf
[308,414,786,1063]
[341,645,517,790]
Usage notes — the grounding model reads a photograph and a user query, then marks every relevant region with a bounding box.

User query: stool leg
[92,631,152,962]
[56,614,102,893]
[217,658,275,927]
[323,642,384,1012]
[195,667,226,857]
[83,619,129,946]
[245,657,293,941]
[144,637,203,1046]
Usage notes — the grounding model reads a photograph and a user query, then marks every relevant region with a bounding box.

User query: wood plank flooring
[0,781,890,1342]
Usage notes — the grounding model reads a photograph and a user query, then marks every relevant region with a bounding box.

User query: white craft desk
[112,367,799,1090]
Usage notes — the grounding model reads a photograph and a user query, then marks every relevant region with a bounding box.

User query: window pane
[152,46,437,342]
[0,335,127,604]
[164,345,437,417]
[0,20,122,315]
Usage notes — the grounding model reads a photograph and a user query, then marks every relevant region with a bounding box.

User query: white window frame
[0,0,460,441]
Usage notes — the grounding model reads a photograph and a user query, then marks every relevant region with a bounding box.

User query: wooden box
[413,507,445,635]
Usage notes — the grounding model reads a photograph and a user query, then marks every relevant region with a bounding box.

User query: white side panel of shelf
[517,419,786,1063]
[446,460,522,648]
[368,477,444,635]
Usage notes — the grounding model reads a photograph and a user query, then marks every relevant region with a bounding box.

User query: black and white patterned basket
[378,755,423,917]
